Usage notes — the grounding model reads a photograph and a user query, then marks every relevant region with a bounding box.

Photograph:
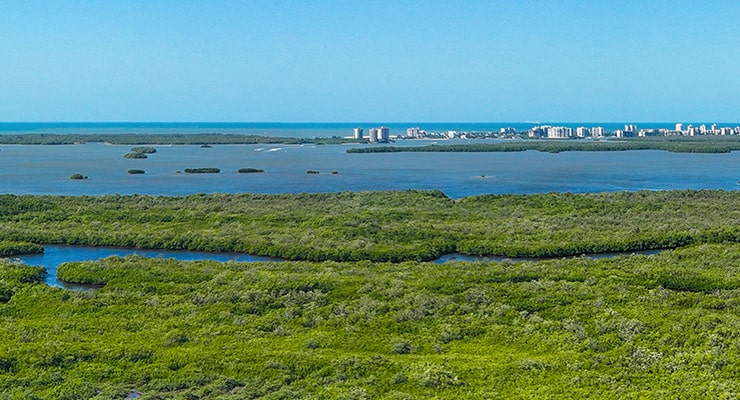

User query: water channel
[9,245,665,290]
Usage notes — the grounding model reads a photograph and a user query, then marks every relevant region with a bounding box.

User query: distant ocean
[2,122,737,138]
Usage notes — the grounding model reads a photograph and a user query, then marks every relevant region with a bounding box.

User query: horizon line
[2,120,739,125]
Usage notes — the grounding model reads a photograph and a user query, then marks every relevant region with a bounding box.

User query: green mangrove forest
[348,136,740,154]
[184,168,221,174]
[124,147,158,159]
[0,190,737,261]
[0,133,359,146]
[2,244,740,398]
[2,190,740,398]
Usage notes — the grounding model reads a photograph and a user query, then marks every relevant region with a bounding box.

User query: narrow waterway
[433,250,664,263]
[10,245,665,290]
[13,245,280,289]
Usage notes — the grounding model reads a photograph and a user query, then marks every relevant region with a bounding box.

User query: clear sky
[0,0,738,122]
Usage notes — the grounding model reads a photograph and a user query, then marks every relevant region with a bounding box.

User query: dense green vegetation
[124,146,157,159]
[127,169,146,175]
[184,168,220,174]
[348,136,740,154]
[69,174,88,180]
[238,168,265,173]
[0,244,738,398]
[0,240,43,257]
[0,134,362,145]
[123,152,148,159]
[131,146,157,154]
[0,190,738,262]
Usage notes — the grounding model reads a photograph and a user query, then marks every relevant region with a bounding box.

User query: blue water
[0,142,737,198]
[2,123,736,289]
[15,245,665,290]
[14,245,279,289]
[434,249,663,264]
[3,122,736,138]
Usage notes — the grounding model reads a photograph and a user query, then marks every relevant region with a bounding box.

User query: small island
[237,168,265,173]
[184,168,220,174]
[127,169,146,174]
[131,146,157,154]
[306,170,320,174]
[123,152,148,159]
[69,173,88,180]
[124,146,157,159]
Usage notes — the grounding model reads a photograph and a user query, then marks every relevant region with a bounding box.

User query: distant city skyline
[1,1,738,122]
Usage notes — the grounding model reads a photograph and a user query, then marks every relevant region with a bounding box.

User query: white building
[529,126,548,138]
[687,124,696,136]
[368,128,378,143]
[377,126,390,142]
[353,128,363,140]
[591,126,605,138]
[547,126,572,139]
[576,127,589,138]
[406,127,424,138]
[675,123,684,133]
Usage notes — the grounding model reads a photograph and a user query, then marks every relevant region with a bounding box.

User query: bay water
[0,141,737,198]
[1,123,738,287]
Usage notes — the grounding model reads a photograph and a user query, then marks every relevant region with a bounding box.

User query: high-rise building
[576,127,589,138]
[353,128,363,140]
[591,126,605,138]
[675,123,684,133]
[406,127,422,138]
[368,128,378,143]
[377,126,390,143]
[546,126,571,139]
[529,126,547,138]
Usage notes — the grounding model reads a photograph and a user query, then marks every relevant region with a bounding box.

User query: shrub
[131,146,156,154]
[184,168,220,174]
[69,173,88,180]
[391,340,412,354]
[238,168,265,173]
[0,241,43,257]
[123,152,148,159]
[127,169,145,174]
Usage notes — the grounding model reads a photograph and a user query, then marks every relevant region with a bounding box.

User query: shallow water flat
[0,143,737,198]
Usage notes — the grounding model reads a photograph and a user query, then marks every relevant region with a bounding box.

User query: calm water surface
[16,246,665,290]
[15,245,279,289]
[2,125,736,289]
[0,143,737,198]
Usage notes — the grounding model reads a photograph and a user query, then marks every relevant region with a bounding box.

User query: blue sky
[0,0,738,122]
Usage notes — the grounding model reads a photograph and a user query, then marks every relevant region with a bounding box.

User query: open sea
[0,122,738,198]
[2,121,737,138]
